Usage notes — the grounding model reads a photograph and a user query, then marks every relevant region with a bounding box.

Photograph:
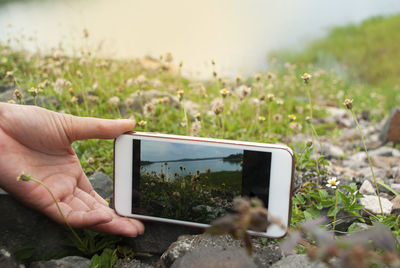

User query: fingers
[65,114,135,142]
[90,212,145,237]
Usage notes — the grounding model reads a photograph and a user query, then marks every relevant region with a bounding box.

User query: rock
[114,258,156,268]
[359,180,375,195]
[0,248,20,268]
[158,233,282,268]
[390,184,400,194]
[30,256,90,268]
[318,143,345,159]
[391,196,400,210]
[369,147,399,157]
[0,88,19,102]
[357,167,387,181]
[0,190,72,259]
[121,90,180,116]
[349,151,367,162]
[171,247,256,268]
[340,128,360,142]
[371,156,400,170]
[379,107,400,144]
[359,195,393,215]
[88,172,113,199]
[270,254,328,268]
[123,222,201,255]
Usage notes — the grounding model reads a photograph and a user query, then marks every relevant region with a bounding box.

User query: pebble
[359,195,393,215]
[359,180,375,195]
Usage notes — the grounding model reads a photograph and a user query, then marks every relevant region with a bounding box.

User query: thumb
[65,114,135,141]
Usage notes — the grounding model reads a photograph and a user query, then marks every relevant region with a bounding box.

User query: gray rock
[0,88,19,102]
[0,248,21,268]
[158,233,282,268]
[0,191,72,260]
[359,195,393,215]
[89,172,113,199]
[349,151,367,163]
[270,254,328,268]
[321,143,345,159]
[171,247,256,268]
[112,258,156,268]
[357,167,387,181]
[29,256,90,268]
[369,147,399,157]
[379,107,400,144]
[359,180,375,195]
[391,196,400,211]
[123,222,201,255]
[390,184,400,194]
[371,156,400,170]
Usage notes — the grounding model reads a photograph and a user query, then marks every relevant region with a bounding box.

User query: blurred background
[1,0,400,79]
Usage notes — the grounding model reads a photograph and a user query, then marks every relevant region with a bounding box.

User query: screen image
[131,139,271,224]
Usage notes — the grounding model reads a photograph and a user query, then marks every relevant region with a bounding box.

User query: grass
[270,14,400,111]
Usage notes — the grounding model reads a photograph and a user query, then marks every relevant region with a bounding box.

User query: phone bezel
[113,132,294,238]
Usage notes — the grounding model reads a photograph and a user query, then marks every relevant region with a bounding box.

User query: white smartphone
[113,132,294,238]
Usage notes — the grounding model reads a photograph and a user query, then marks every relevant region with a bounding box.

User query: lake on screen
[141,158,241,181]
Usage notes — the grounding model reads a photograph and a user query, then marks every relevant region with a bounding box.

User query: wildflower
[29,87,39,97]
[54,78,71,94]
[172,191,180,197]
[273,114,282,122]
[5,71,13,77]
[38,82,44,89]
[211,58,215,66]
[177,90,184,101]
[267,93,275,102]
[143,103,154,116]
[164,52,173,63]
[68,88,74,94]
[179,165,183,171]
[306,139,313,147]
[288,114,296,122]
[212,70,217,77]
[205,168,211,173]
[70,96,78,103]
[13,89,22,100]
[8,100,15,104]
[276,99,284,106]
[109,96,120,106]
[237,85,251,100]
[211,98,224,115]
[305,116,311,123]
[254,73,261,81]
[76,70,83,78]
[87,157,95,164]
[179,61,183,68]
[266,72,275,79]
[220,88,230,98]
[236,75,242,84]
[326,177,340,189]
[343,98,353,110]
[16,171,31,182]
[301,73,312,83]
[259,94,265,101]
[134,75,147,85]
[194,112,201,121]
[138,120,147,127]
[258,116,266,122]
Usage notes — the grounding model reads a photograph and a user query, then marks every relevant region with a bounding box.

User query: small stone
[359,180,375,195]
[30,256,90,268]
[379,107,400,144]
[349,151,367,162]
[89,172,113,199]
[371,156,400,170]
[270,254,328,268]
[0,248,20,268]
[391,196,400,210]
[369,147,398,157]
[390,184,400,195]
[359,195,393,215]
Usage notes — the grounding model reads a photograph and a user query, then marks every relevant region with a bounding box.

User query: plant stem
[351,109,384,216]
[305,85,321,176]
[333,189,338,232]
[27,177,86,249]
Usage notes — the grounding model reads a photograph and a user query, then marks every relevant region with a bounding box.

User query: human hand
[0,103,144,237]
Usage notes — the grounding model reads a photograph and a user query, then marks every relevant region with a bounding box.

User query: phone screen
[131,139,271,224]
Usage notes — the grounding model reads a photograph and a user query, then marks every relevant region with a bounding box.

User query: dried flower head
[273,114,282,122]
[301,73,312,83]
[236,75,242,84]
[76,70,83,78]
[305,116,312,123]
[212,70,217,77]
[190,120,201,137]
[237,85,251,100]
[6,71,13,77]
[83,28,89,38]
[109,96,120,106]
[343,99,353,110]
[211,58,215,66]
[211,98,224,115]
[220,88,230,98]
[143,102,155,116]
[87,157,95,164]
[326,177,340,189]
[179,61,183,68]
[259,94,265,101]
[13,89,22,100]
[288,114,296,122]
[177,90,184,101]
[276,99,284,106]
[289,122,302,132]
[254,73,261,81]
[138,120,147,127]
[29,87,39,97]
[267,93,275,102]
[258,116,266,122]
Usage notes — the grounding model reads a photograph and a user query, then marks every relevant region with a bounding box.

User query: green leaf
[327,206,340,217]
[318,189,328,199]
[14,248,35,261]
[304,210,313,220]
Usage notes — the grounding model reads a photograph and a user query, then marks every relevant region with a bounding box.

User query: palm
[0,103,144,236]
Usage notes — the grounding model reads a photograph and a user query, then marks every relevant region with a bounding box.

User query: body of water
[141,158,241,181]
[1,0,400,78]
